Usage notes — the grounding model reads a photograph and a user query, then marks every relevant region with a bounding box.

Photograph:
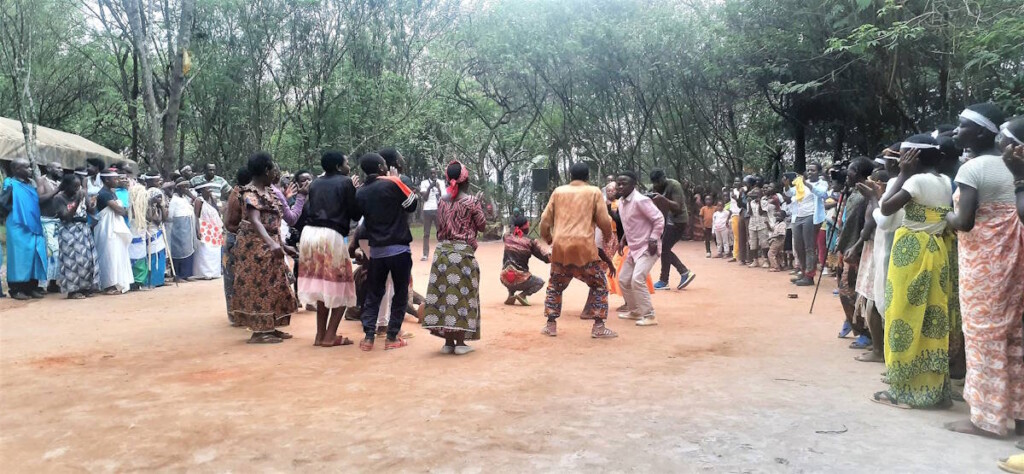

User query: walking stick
[809,188,848,314]
[161,223,179,287]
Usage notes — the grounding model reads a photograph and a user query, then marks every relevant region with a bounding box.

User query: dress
[193,198,224,278]
[884,173,955,408]
[297,226,356,308]
[230,184,297,332]
[422,195,486,340]
[955,154,1024,435]
[54,194,99,294]
[2,178,47,286]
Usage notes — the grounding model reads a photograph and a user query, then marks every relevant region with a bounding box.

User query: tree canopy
[2,0,1021,210]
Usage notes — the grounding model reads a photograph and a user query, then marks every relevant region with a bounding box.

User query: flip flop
[515,295,530,306]
[384,337,408,350]
[870,391,910,409]
[359,339,374,351]
[999,454,1024,474]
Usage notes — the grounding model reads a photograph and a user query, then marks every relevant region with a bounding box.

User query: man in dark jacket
[353,152,418,351]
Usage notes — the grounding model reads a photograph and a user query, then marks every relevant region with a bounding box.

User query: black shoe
[29,289,45,299]
[790,273,804,283]
[11,292,30,301]
[794,277,814,286]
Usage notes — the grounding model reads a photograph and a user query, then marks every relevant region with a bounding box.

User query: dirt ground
[0,241,1016,472]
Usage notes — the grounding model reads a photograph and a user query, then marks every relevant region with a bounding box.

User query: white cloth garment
[193,199,223,278]
[618,251,658,318]
[94,207,134,293]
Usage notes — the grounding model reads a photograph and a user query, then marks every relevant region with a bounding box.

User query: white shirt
[902,173,952,235]
[419,179,446,211]
[955,154,1016,204]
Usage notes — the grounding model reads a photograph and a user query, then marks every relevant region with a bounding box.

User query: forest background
[2,0,1022,215]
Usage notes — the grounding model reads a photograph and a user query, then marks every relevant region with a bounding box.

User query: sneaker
[421,256,428,262]
[441,345,455,354]
[677,271,696,290]
[653,281,669,290]
[705,252,712,258]
[790,272,805,282]
[454,345,475,355]
[541,321,557,337]
[618,311,642,320]
[616,304,629,312]
[838,321,852,338]
[636,316,658,326]
[591,323,618,338]
[794,276,814,286]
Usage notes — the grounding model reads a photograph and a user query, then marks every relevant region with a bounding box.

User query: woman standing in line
[52,174,98,299]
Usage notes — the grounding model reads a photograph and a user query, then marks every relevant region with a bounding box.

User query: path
[0,241,1012,472]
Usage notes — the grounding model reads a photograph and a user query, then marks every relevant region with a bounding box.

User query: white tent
[0,116,129,170]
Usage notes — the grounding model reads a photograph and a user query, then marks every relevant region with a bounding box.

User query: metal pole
[809,188,848,314]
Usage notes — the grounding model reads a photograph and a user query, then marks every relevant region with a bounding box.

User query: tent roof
[0,116,130,170]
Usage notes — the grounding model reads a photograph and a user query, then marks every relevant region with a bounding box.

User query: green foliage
[3,0,1022,208]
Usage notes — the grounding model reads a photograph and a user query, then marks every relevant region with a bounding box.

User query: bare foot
[944,419,1003,438]
[855,352,884,363]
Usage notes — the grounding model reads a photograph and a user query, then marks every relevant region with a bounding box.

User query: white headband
[874,157,888,165]
[74,170,88,176]
[960,109,1000,134]
[193,182,219,190]
[1000,122,1023,146]
[900,142,940,150]
[98,171,120,177]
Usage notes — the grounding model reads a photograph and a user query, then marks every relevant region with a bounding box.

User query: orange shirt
[540,180,613,266]
[699,205,715,228]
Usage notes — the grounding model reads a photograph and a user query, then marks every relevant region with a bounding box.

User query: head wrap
[99,167,119,178]
[960,106,1001,134]
[511,215,529,237]
[1001,120,1024,146]
[446,160,469,199]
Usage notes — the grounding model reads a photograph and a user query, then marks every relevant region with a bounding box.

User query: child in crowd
[698,195,716,258]
[712,201,732,258]
[767,210,788,271]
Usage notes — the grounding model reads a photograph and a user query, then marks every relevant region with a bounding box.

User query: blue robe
[3,177,47,283]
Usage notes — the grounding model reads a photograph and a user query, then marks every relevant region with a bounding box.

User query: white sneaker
[441,345,455,354]
[618,311,642,320]
[636,316,658,326]
[454,345,475,355]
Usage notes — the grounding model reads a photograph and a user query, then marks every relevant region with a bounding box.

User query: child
[712,201,731,258]
[746,187,770,268]
[767,210,788,271]
[698,194,716,258]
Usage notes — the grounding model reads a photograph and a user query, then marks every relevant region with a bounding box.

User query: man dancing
[616,171,665,327]
[538,162,617,338]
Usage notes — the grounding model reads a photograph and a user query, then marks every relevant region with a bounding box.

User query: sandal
[515,294,530,306]
[318,336,353,347]
[504,295,517,305]
[359,338,374,351]
[103,287,120,296]
[272,330,293,340]
[999,454,1024,474]
[68,292,86,300]
[384,337,408,350]
[247,333,283,344]
[870,391,910,409]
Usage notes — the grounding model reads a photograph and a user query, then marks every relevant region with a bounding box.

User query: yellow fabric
[793,176,807,202]
[731,214,741,259]
[1000,454,1024,473]
[883,203,954,408]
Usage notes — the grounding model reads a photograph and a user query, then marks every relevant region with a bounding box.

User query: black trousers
[703,227,713,253]
[360,252,413,340]
[422,210,437,257]
[8,280,39,294]
[659,224,689,282]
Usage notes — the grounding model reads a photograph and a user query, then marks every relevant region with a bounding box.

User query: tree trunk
[793,119,806,174]
[160,0,195,172]
[124,0,162,168]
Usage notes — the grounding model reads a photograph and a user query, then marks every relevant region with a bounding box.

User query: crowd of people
[4,102,1024,460]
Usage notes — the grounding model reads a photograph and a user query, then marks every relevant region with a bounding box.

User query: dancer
[944,104,1024,437]
[649,169,696,289]
[231,152,299,344]
[616,171,665,327]
[353,153,418,351]
[222,168,251,326]
[538,162,617,338]
[422,160,486,354]
[500,215,551,306]
[873,135,955,409]
[3,159,50,300]
[297,151,361,347]
[192,183,225,279]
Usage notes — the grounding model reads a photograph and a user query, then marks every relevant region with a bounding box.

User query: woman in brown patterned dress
[231,152,299,344]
